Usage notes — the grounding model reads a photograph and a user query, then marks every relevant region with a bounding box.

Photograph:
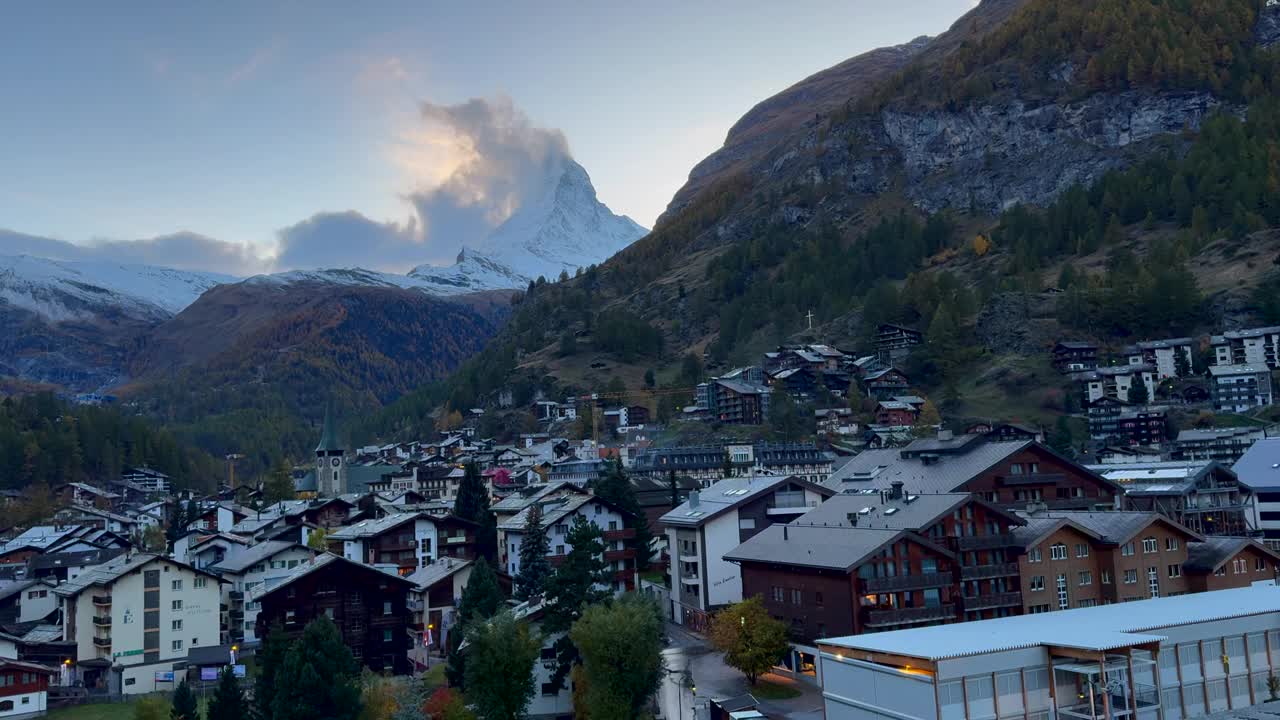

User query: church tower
[315,405,347,496]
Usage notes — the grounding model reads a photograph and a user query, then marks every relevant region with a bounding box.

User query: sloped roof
[1184,537,1280,574]
[823,441,1030,495]
[1232,438,1280,490]
[1037,511,1202,545]
[660,474,834,528]
[53,554,222,598]
[256,553,413,600]
[328,513,423,540]
[795,492,1023,533]
[316,405,342,453]
[209,541,308,574]
[404,558,472,591]
[724,525,909,571]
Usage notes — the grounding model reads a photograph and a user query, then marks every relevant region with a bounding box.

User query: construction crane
[573,386,697,446]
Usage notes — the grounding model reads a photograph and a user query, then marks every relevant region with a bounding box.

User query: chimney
[890,480,904,500]
[689,491,700,509]
[937,429,953,441]
[847,512,858,527]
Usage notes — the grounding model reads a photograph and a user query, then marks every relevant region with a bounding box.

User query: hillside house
[1212,326,1280,368]
[1051,341,1099,373]
[1210,363,1274,412]
[1091,461,1255,537]
[1125,338,1196,379]
[1073,364,1158,405]
[876,324,923,363]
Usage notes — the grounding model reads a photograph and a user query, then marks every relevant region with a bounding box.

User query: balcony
[678,554,699,564]
[407,598,424,612]
[864,603,955,628]
[1001,473,1066,486]
[604,549,634,562]
[444,535,469,545]
[960,563,1021,581]
[229,628,245,641]
[91,594,112,606]
[92,616,112,627]
[228,590,244,601]
[766,501,818,516]
[680,575,701,586]
[861,572,953,593]
[952,533,1018,551]
[230,608,244,619]
[961,591,1023,611]
[92,636,111,648]
[603,528,636,542]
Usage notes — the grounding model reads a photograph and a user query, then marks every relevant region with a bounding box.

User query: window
[1028,547,1042,563]
[171,599,183,610]
[1258,557,1269,572]
[1029,575,1045,592]
[1143,537,1158,554]
[1124,569,1138,584]
[1215,566,1227,577]
[1122,542,1135,557]
[1056,574,1068,610]
[1166,537,1180,551]
[1029,604,1051,613]
[771,586,784,602]
[1234,558,1247,575]
[790,588,802,606]
[541,682,559,697]
[555,545,565,555]
[26,590,47,599]
[171,579,182,591]
[554,524,568,535]
[815,591,824,607]
[383,629,393,642]
[124,678,136,687]
[608,521,618,531]
[383,601,392,615]
[172,640,183,651]
[1101,570,1112,585]
[193,577,206,589]
[1075,543,1090,558]
[1078,571,1092,586]
[172,620,183,631]
[1078,599,1097,608]
[285,610,296,624]
[1148,567,1160,598]
[1168,564,1182,578]
[0,702,11,712]
[739,518,756,530]
[1010,464,1024,475]
[1050,544,1067,560]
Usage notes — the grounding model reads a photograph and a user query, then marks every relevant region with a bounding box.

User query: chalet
[405,557,473,662]
[1051,341,1099,373]
[1211,325,1280,368]
[1173,426,1267,463]
[661,475,835,630]
[120,467,172,494]
[701,379,771,425]
[328,512,472,575]
[815,408,858,437]
[862,368,910,400]
[255,554,414,674]
[824,433,1121,512]
[0,660,56,716]
[1088,403,1169,447]
[1090,461,1255,536]
[208,540,317,647]
[1124,338,1195,379]
[875,400,918,427]
[727,490,1025,685]
[1094,445,1164,465]
[56,483,120,511]
[1209,363,1274,412]
[876,324,923,363]
[499,492,637,591]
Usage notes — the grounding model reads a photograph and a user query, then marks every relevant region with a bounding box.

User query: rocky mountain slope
[387,0,1280,433]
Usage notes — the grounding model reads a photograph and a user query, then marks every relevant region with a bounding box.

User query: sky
[0,0,977,274]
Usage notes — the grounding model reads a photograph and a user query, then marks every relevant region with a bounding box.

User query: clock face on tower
[330,458,341,468]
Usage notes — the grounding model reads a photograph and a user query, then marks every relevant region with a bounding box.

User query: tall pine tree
[445,557,505,689]
[454,462,498,563]
[207,667,248,720]
[170,679,198,720]
[271,617,362,720]
[514,504,552,600]
[255,621,289,720]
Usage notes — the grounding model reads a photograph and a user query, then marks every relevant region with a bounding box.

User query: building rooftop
[1214,326,1280,341]
[1185,537,1280,574]
[1209,363,1272,376]
[1034,510,1200,545]
[794,492,1020,533]
[1177,426,1265,443]
[824,440,1071,496]
[404,557,472,590]
[723,524,914,571]
[328,513,423,540]
[821,583,1280,660]
[53,553,219,597]
[209,541,307,575]
[1233,438,1280,490]
[660,474,832,528]
[256,552,414,600]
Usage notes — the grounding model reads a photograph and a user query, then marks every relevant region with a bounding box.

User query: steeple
[316,404,343,454]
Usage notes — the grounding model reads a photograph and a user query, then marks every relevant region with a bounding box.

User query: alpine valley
[0,157,645,468]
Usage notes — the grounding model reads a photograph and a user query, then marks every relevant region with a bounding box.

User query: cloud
[275,95,574,271]
[0,228,267,276]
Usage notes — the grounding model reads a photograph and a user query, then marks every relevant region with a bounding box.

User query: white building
[327,513,441,572]
[1234,438,1280,547]
[208,541,316,647]
[659,474,834,628]
[1212,326,1280,369]
[1126,339,1196,379]
[499,493,634,593]
[1210,363,1274,412]
[819,583,1280,720]
[1075,365,1159,405]
[54,554,223,695]
[0,660,56,719]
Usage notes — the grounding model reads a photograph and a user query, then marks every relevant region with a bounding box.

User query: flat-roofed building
[818,583,1280,720]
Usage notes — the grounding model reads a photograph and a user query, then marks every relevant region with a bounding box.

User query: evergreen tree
[262,461,296,505]
[170,679,199,720]
[464,612,540,720]
[571,594,665,720]
[454,462,497,564]
[542,515,614,691]
[255,621,289,720]
[1127,378,1150,405]
[207,666,248,720]
[667,470,679,508]
[165,500,187,551]
[271,617,362,720]
[590,460,654,570]
[1050,416,1075,457]
[514,505,551,600]
[456,557,503,626]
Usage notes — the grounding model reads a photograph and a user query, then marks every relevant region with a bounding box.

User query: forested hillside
[375,0,1280,437]
[0,393,218,491]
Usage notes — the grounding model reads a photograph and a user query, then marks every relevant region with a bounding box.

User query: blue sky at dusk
[0,1,976,273]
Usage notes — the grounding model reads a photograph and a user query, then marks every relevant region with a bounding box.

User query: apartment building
[499,492,637,592]
[1184,537,1280,592]
[631,443,832,487]
[1174,426,1267,463]
[1210,363,1274,412]
[726,490,1025,686]
[328,512,464,575]
[1073,364,1158,405]
[1212,326,1280,368]
[405,557,473,663]
[208,541,317,647]
[1013,512,1200,613]
[661,474,834,630]
[1091,461,1255,537]
[255,553,414,674]
[824,433,1122,513]
[1051,341,1100,373]
[1125,338,1196,379]
[55,553,223,695]
[1234,438,1280,545]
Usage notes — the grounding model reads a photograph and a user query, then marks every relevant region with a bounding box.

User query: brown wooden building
[255,553,415,674]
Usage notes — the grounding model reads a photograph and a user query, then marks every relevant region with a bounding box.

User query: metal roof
[660,474,834,528]
[328,513,423,540]
[209,541,308,574]
[1184,537,1280,573]
[404,557,472,590]
[793,492,1021,533]
[255,552,414,600]
[1036,510,1201,545]
[1233,438,1280,490]
[316,405,342,453]
[822,583,1280,661]
[724,524,922,571]
[823,440,1033,495]
[1210,363,1272,376]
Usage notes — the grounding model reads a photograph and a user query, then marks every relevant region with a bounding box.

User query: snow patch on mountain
[408,158,647,293]
[0,254,235,323]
